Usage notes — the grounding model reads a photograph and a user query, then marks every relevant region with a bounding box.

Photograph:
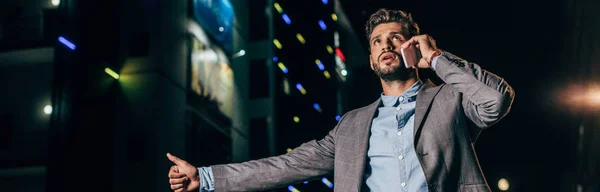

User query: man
[167,8,515,192]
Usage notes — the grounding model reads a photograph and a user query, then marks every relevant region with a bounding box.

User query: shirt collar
[379,81,423,107]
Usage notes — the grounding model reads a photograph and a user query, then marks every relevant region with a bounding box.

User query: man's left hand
[401,34,441,69]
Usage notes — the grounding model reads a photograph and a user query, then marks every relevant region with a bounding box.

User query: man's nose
[381,39,394,51]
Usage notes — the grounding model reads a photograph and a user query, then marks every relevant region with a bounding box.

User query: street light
[44,105,53,115]
[498,178,509,191]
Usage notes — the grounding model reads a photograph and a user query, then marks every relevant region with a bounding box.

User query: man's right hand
[167,153,200,192]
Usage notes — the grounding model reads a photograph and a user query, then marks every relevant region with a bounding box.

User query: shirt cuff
[198,167,215,192]
[430,53,442,71]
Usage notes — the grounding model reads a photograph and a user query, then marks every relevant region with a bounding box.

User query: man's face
[369,22,413,82]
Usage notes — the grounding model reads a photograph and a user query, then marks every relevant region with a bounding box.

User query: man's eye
[393,36,400,40]
[373,39,380,44]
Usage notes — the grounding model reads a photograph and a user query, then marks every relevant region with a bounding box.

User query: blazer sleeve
[209,115,346,192]
[432,51,515,130]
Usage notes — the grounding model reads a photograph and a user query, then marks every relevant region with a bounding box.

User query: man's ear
[369,55,374,71]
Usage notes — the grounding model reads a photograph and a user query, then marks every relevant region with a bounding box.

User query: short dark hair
[365,9,420,43]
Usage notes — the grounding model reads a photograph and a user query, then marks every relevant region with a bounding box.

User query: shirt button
[398,155,404,160]
[399,96,405,102]
[396,106,401,111]
[401,182,406,187]
[397,131,402,136]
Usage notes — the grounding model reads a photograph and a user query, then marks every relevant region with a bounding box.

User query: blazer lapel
[354,98,381,191]
[414,80,444,143]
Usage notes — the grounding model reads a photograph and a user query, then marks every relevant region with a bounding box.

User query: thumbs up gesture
[167,153,200,192]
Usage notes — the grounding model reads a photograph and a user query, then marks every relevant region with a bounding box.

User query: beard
[372,51,413,82]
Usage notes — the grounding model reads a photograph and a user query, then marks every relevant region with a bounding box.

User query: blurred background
[0,0,599,191]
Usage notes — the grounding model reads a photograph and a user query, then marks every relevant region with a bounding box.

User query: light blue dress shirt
[196,56,443,192]
[364,81,428,192]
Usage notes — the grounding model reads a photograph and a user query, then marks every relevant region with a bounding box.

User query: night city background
[0,0,599,191]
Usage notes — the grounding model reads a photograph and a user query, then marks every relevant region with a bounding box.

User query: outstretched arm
[210,125,338,192]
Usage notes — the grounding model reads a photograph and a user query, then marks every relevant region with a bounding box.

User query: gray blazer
[211,52,515,192]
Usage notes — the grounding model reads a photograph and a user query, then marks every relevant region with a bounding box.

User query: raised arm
[432,51,515,128]
[402,34,515,129]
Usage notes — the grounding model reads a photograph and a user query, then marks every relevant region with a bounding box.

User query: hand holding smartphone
[400,45,422,68]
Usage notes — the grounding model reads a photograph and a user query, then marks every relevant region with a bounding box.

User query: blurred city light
[58,36,76,50]
[287,186,300,192]
[296,33,306,44]
[296,83,306,95]
[277,62,288,74]
[233,49,245,58]
[282,14,291,25]
[335,48,346,62]
[313,103,322,113]
[326,45,334,54]
[323,71,331,79]
[44,105,53,115]
[561,83,600,110]
[315,59,325,71]
[498,178,509,191]
[104,67,120,79]
[318,20,327,30]
[321,177,333,188]
[331,13,338,21]
[273,39,283,49]
[273,3,283,14]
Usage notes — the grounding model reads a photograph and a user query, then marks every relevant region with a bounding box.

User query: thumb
[166,153,186,166]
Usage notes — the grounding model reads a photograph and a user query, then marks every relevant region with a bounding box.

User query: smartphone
[401,45,421,68]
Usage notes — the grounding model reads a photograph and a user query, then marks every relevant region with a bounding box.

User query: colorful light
[323,71,331,79]
[296,33,306,44]
[282,14,291,25]
[273,56,279,62]
[296,83,307,95]
[278,62,288,74]
[273,39,283,49]
[104,67,119,79]
[315,59,325,71]
[322,177,333,188]
[326,45,333,54]
[341,69,347,76]
[335,115,341,121]
[322,0,328,5]
[58,36,76,50]
[335,48,346,62]
[274,3,283,14]
[287,148,292,153]
[293,116,300,123]
[288,186,300,192]
[303,181,309,184]
[313,103,322,113]
[283,78,291,95]
[318,20,327,30]
[331,13,338,21]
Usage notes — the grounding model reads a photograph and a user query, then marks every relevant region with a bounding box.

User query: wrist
[427,49,442,64]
